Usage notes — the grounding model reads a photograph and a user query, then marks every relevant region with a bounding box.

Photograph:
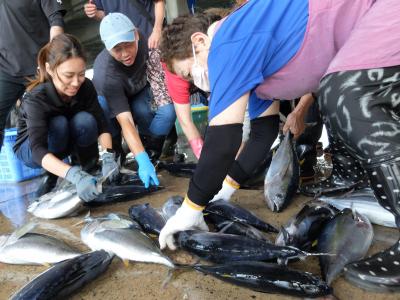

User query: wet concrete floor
[1,170,399,300]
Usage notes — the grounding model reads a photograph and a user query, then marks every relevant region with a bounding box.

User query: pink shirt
[256,0,400,101]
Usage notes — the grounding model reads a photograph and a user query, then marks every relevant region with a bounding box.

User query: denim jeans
[16,112,98,168]
[98,84,176,138]
[0,71,28,151]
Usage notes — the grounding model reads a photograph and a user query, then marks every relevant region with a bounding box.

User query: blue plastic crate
[0,128,44,182]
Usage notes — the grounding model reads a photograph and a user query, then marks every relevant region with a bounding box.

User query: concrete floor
[1,170,399,300]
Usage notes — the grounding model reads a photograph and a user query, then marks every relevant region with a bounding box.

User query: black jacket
[14,79,109,166]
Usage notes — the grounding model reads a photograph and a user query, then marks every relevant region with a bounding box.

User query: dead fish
[318,208,373,285]
[318,189,397,228]
[194,261,332,298]
[264,133,300,212]
[88,182,163,205]
[0,223,81,265]
[27,186,84,219]
[175,230,318,264]
[158,161,197,177]
[208,213,269,242]
[275,201,338,251]
[81,215,174,268]
[344,239,400,292]
[161,195,184,220]
[204,199,278,233]
[11,250,113,300]
[129,203,166,235]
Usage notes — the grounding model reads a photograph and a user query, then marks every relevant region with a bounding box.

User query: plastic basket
[0,128,44,182]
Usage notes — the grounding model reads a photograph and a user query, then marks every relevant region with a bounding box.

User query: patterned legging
[319,66,400,162]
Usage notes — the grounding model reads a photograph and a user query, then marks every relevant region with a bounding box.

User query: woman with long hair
[14,34,119,201]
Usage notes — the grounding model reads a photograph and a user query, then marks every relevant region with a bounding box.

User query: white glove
[159,198,209,250]
[210,178,239,202]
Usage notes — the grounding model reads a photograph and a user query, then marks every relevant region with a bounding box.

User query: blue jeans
[98,85,176,138]
[16,112,98,168]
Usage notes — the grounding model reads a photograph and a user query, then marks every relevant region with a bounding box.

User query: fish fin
[277,257,289,265]
[162,264,194,288]
[280,226,291,245]
[123,259,130,267]
[5,222,37,246]
[218,222,234,234]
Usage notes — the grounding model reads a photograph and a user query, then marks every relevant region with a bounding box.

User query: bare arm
[98,132,113,149]
[41,153,71,178]
[49,26,64,40]
[148,0,165,49]
[283,93,314,139]
[116,112,146,155]
[174,102,202,141]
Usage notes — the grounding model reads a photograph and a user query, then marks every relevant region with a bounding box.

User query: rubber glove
[136,151,159,188]
[101,151,119,182]
[189,138,204,160]
[210,177,239,202]
[159,197,209,250]
[65,166,100,202]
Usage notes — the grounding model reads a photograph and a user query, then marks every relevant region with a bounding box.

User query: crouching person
[93,13,176,188]
[14,34,119,201]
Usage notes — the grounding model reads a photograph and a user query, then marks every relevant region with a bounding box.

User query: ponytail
[26,34,86,92]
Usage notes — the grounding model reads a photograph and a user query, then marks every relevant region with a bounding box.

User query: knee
[49,115,69,135]
[158,104,176,124]
[70,112,98,147]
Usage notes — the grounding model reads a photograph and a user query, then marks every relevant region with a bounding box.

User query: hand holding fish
[159,197,209,250]
[282,110,306,139]
[65,166,100,202]
[101,151,119,182]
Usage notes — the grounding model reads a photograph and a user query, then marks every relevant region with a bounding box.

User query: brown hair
[27,34,86,91]
[160,12,222,72]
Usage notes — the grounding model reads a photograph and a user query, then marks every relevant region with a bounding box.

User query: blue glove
[101,151,119,182]
[135,151,159,188]
[65,166,100,202]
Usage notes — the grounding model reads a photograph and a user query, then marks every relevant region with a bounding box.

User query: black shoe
[71,143,100,173]
[36,172,58,197]
[141,134,166,162]
[300,136,368,196]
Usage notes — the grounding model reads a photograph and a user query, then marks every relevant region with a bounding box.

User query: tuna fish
[204,200,278,233]
[11,250,113,300]
[129,203,166,235]
[88,182,163,205]
[175,230,319,264]
[344,239,400,292]
[194,261,332,298]
[264,133,300,212]
[318,188,397,228]
[161,195,184,220]
[158,161,197,177]
[275,201,338,251]
[27,186,84,219]
[318,208,374,285]
[81,214,174,268]
[0,223,81,265]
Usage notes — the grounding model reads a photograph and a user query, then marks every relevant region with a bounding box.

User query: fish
[343,239,400,292]
[275,201,338,251]
[264,133,300,212]
[175,230,318,264]
[27,185,84,219]
[318,188,397,228]
[0,223,81,265]
[317,208,373,285]
[88,182,163,205]
[129,203,166,235]
[194,261,332,298]
[81,214,174,268]
[161,195,184,220]
[157,161,197,177]
[11,250,113,300]
[204,199,278,233]
[207,213,269,241]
